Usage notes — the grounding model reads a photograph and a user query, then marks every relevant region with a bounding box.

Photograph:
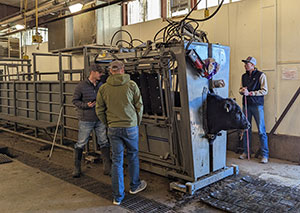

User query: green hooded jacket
[96,74,143,128]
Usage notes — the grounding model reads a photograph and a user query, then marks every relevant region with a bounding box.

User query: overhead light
[69,3,83,13]
[15,24,25,30]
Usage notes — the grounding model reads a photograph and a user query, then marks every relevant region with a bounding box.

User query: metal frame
[0,53,79,148]
[0,43,236,194]
[94,41,235,194]
[0,45,115,153]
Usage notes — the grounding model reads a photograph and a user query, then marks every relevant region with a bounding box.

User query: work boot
[72,148,83,178]
[101,147,111,176]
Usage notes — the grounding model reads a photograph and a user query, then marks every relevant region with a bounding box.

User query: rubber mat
[199,175,300,213]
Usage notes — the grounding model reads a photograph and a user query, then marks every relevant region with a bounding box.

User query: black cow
[207,93,250,134]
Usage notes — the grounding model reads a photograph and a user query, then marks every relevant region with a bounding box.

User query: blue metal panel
[184,42,231,177]
[185,42,210,178]
[211,44,230,171]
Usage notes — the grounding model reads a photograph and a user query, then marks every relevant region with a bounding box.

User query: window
[127,0,161,25]
[128,0,144,25]
[171,8,189,17]
[198,0,231,10]
[170,0,189,17]
[146,0,161,21]
[11,27,48,46]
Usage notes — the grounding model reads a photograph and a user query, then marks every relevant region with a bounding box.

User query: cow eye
[235,112,242,120]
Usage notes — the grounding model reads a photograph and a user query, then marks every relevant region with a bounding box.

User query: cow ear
[224,100,232,112]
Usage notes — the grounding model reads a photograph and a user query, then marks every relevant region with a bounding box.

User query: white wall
[26,42,83,81]
[122,0,300,137]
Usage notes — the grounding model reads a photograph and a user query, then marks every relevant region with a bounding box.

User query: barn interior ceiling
[0,0,110,35]
[0,0,40,9]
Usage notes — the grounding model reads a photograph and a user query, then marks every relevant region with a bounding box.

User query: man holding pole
[239,56,269,164]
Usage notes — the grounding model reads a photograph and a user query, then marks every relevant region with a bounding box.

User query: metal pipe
[32,52,71,57]
[270,86,300,135]
[0,127,73,151]
[0,0,84,34]
[0,0,68,26]
[35,0,38,34]
[0,58,30,62]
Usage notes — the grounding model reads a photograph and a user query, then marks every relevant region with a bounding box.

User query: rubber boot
[101,147,111,176]
[72,148,83,178]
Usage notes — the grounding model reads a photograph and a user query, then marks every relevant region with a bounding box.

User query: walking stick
[244,95,250,160]
[48,106,63,160]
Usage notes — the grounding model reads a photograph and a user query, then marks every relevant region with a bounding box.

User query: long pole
[48,106,63,160]
[244,95,250,160]
[35,0,38,33]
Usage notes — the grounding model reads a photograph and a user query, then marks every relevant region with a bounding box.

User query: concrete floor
[227,152,300,188]
[0,160,129,213]
[0,132,300,212]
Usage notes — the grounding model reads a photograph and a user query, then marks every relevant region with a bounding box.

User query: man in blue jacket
[72,64,110,178]
[239,56,269,164]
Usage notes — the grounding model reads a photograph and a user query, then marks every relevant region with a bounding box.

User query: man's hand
[241,87,250,96]
[87,101,96,107]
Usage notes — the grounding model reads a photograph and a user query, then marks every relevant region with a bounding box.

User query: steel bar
[32,53,71,57]
[48,106,63,159]
[59,52,64,144]
[270,86,300,134]
[0,127,73,151]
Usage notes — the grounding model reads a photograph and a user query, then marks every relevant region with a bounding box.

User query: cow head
[207,93,250,134]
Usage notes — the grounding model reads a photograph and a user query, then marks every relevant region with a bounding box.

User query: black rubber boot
[72,148,83,178]
[101,147,111,176]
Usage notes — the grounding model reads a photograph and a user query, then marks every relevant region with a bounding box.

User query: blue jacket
[72,79,102,122]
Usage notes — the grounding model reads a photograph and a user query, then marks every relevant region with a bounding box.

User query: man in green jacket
[96,60,146,205]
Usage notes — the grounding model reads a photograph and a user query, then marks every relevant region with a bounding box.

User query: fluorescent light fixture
[69,3,83,13]
[15,24,25,30]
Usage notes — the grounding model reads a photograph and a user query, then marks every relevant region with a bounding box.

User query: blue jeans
[108,126,141,202]
[75,120,109,149]
[243,105,269,158]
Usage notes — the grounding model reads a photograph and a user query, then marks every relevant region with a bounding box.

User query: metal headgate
[95,41,237,194]
[0,43,237,194]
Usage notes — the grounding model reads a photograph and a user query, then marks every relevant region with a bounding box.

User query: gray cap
[89,63,103,73]
[242,56,256,66]
[110,60,124,71]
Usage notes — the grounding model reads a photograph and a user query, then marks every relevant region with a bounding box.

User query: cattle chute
[95,41,243,194]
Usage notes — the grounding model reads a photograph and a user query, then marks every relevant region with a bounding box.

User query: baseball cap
[110,60,124,71]
[89,63,103,73]
[242,56,256,66]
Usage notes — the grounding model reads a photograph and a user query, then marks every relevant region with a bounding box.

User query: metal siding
[211,45,230,171]
[185,43,210,179]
